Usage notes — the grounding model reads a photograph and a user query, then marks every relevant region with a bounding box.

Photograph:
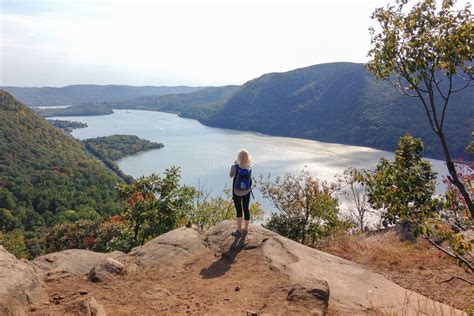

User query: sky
[1,0,389,87]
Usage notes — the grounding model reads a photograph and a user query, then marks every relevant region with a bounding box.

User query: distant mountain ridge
[1,84,205,106]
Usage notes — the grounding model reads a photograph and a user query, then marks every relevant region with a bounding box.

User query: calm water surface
[55,110,449,215]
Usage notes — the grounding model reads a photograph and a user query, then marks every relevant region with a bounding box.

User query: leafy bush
[0,229,28,259]
[357,134,473,270]
[260,168,345,244]
[45,217,134,253]
[117,167,196,245]
[184,187,264,230]
[358,134,437,236]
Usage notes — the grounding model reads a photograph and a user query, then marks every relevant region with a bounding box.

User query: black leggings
[233,193,250,221]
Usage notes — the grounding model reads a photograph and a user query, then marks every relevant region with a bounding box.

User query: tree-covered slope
[205,62,473,160]
[2,85,204,106]
[0,90,121,217]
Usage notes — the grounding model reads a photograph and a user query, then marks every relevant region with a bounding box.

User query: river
[54,109,449,215]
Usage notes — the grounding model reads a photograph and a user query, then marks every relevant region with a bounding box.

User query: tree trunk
[301,229,306,245]
[438,131,474,219]
[133,223,140,242]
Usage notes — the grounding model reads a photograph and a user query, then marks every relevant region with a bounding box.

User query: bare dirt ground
[322,231,474,312]
[31,247,326,315]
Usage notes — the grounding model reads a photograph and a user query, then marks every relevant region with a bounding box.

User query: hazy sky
[1,0,388,87]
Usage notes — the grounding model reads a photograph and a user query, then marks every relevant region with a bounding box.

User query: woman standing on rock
[229,149,253,237]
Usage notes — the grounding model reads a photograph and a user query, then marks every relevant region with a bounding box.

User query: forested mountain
[112,85,240,120]
[1,85,204,106]
[204,63,473,161]
[0,90,122,255]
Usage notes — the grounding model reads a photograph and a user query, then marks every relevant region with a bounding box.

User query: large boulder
[0,246,46,315]
[209,221,463,315]
[33,249,125,280]
[128,226,208,269]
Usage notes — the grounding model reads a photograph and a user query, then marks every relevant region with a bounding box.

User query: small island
[83,135,164,184]
[48,119,88,132]
[83,135,164,161]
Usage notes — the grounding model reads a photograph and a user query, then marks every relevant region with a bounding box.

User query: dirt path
[33,247,321,315]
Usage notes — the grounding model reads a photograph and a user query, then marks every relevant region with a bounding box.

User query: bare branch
[433,76,448,101]
[439,276,474,285]
[386,77,419,97]
[451,80,472,93]
[440,74,453,131]
[424,236,474,272]
[397,60,439,134]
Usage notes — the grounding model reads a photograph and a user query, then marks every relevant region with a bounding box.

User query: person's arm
[229,164,236,178]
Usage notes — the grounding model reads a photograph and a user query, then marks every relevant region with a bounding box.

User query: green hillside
[204,63,473,161]
[0,90,121,224]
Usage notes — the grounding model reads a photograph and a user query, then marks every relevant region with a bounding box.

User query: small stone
[52,294,66,301]
[79,290,88,295]
[247,312,258,316]
[287,279,329,315]
[235,286,240,291]
[88,257,125,283]
[224,297,230,301]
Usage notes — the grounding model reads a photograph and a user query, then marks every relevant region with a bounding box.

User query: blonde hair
[236,149,252,168]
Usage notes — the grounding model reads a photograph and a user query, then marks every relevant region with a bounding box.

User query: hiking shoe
[231,230,243,237]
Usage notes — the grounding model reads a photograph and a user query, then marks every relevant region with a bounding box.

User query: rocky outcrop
[1,221,466,315]
[0,246,46,315]
[127,226,208,269]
